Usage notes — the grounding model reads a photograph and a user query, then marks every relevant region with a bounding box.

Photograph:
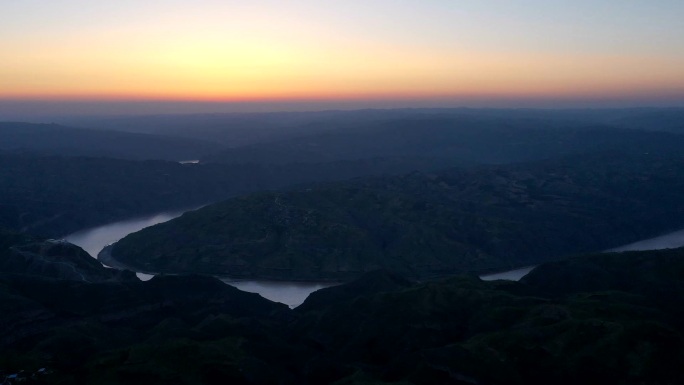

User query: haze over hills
[4,113,684,239]
[51,107,684,147]
[4,108,682,167]
[205,118,684,166]
[36,108,684,167]
[0,122,222,161]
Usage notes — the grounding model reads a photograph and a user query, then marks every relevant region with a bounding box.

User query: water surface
[66,210,684,303]
[65,210,189,258]
[607,229,684,252]
[479,228,684,282]
[64,209,335,307]
[480,266,536,282]
[221,279,335,308]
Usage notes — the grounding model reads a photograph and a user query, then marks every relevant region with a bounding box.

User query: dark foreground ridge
[3,229,684,384]
[109,152,684,280]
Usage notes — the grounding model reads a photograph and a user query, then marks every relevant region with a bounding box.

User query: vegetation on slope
[0,153,465,237]
[2,231,684,384]
[111,152,684,280]
[292,248,684,385]
[5,112,684,238]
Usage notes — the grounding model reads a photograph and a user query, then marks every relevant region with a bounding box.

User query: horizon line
[2,96,684,119]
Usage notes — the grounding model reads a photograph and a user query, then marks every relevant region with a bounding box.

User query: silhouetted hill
[3,244,684,384]
[109,152,684,280]
[0,229,135,282]
[522,248,684,302]
[0,228,292,384]
[296,270,413,313]
[289,250,684,385]
[0,122,222,161]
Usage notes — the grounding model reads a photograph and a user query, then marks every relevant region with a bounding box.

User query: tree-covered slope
[291,248,684,385]
[3,245,684,384]
[0,153,465,237]
[109,153,684,280]
[0,228,135,283]
[0,155,247,237]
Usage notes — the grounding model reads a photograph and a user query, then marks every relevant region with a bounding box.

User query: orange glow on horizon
[3,44,683,103]
[2,15,683,105]
[2,2,683,108]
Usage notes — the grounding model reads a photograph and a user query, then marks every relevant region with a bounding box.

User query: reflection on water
[64,210,190,258]
[607,229,684,252]
[480,228,684,282]
[64,209,334,307]
[136,273,156,281]
[133,273,333,308]
[221,279,336,308]
[65,209,684,304]
[480,266,536,282]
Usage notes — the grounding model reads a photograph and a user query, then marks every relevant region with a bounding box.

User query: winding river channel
[65,209,684,307]
[64,209,334,308]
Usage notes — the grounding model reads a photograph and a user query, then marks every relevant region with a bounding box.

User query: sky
[1,0,684,116]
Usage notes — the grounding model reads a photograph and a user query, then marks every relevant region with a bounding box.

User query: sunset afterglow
[2,1,684,109]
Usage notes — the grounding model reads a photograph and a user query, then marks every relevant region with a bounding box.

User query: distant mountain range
[57,108,684,143]
[0,122,221,161]
[205,119,684,165]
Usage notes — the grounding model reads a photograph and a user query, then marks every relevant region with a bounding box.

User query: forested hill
[4,231,684,384]
[0,153,466,237]
[110,152,684,280]
[5,113,684,239]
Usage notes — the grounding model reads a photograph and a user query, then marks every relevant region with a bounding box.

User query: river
[480,228,684,282]
[65,210,189,258]
[65,210,684,306]
[64,209,336,308]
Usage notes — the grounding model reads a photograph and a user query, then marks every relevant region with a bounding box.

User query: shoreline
[97,244,151,273]
[97,243,346,284]
[99,241,540,283]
